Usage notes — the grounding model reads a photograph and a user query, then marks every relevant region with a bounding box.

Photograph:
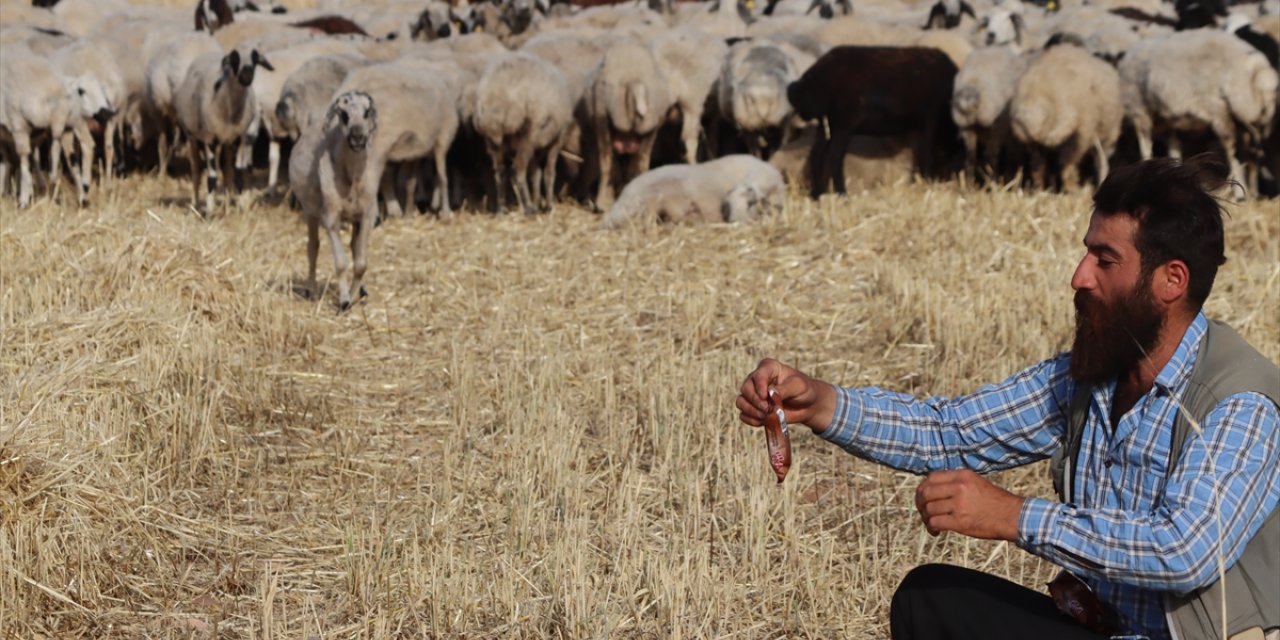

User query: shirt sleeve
[817,353,1077,474]
[1016,392,1280,593]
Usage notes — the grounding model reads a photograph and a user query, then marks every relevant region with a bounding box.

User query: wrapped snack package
[763,388,791,483]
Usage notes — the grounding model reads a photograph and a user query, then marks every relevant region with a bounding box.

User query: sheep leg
[75,120,95,203]
[379,169,404,218]
[103,117,116,185]
[1092,138,1110,186]
[1028,147,1047,191]
[434,146,452,220]
[306,216,321,300]
[402,162,420,217]
[960,128,978,183]
[326,222,352,311]
[206,143,220,215]
[189,138,204,213]
[513,142,535,215]
[680,104,702,163]
[348,207,376,308]
[267,139,280,192]
[1212,121,1246,201]
[594,123,614,212]
[1057,137,1087,192]
[63,124,88,204]
[807,128,830,198]
[14,130,33,209]
[487,144,507,214]
[542,137,564,213]
[234,137,250,194]
[631,133,657,182]
[826,129,852,195]
[158,126,173,178]
[48,125,66,202]
[0,153,9,197]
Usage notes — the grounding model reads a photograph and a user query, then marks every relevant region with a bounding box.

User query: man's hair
[1091,153,1231,309]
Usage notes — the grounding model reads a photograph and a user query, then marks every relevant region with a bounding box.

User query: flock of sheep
[1,0,1277,309]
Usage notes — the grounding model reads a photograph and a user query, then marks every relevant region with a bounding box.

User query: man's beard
[1069,277,1165,385]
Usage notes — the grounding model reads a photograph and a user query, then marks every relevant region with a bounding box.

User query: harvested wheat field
[1,175,1277,638]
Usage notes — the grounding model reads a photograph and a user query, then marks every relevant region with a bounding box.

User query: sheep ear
[324,101,343,131]
[252,49,275,72]
[1011,13,1024,41]
[222,50,241,76]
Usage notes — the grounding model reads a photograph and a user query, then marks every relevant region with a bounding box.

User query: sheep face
[222,50,275,88]
[66,75,114,124]
[723,183,763,223]
[982,11,1023,47]
[328,91,378,152]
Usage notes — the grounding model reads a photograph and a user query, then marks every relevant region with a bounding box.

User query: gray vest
[1050,320,1279,640]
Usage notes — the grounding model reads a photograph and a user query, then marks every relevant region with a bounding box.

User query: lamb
[1118,29,1279,196]
[787,45,959,197]
[473,52,573,213]
[718,39,805,160]
[173,48,274,214]
[586,38,673,211]
[602,155,785,228]
[649,28,729,163]
[146,32,223,177]
[291,92,379,311]
[1010,43,1123,191]
[332,59,460,219]
[951,45,1030,181]
[0,42,110,208]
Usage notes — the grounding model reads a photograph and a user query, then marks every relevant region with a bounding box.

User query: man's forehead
[1084,212,1139,252]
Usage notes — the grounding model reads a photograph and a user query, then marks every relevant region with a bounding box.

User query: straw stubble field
[1,174,1276,638]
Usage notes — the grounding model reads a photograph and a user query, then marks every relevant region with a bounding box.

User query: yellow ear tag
[746,0,756,9]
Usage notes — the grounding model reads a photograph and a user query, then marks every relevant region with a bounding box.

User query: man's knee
[891,564,958,638]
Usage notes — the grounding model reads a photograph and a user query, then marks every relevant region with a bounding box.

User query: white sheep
[1010,43,1123,190]
[717,39,803,158]
[649,28,729,163]
[1118,29,1279,197]
[173,48,274,214]
[473,52,573,213]
[48,37,126,183]
[0,42,109,208]
[275,54,367,142]
[332,59,461,219]
[146,32,223,177]
[519,30,608,198]
[603,155,786,228]
[951,45,1030,180]
[586,38,674,211]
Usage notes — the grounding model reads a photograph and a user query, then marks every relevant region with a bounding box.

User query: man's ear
[1154,259,1190,305]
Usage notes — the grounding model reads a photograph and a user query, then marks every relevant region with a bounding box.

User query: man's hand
[914,470,1026,541]
[737,358,838,434]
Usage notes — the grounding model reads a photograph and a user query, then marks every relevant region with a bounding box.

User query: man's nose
[1070,256,1094,291]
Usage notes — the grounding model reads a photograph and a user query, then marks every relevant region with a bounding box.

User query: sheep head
[723,183,763,223]
[222,49,275,88]
[65,75,114,124]
[327,91,378,152]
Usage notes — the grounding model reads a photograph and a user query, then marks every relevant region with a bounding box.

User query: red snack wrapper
[763,388,792,483]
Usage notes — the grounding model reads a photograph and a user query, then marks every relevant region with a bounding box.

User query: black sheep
[786,46,960,197]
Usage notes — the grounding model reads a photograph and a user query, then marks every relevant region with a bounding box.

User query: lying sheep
[650,28,728,164]
[602,155,785,228]
[586,39,673,211]
[0,42,109,208]
[333,59,460,219]
[174,48,274,214]
[951,45,1030,181]
[474,52,573,213]
[1010,43,1123,191]
[1119,29,1279,196]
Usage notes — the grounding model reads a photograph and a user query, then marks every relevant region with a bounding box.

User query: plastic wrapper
[763,388,791,483]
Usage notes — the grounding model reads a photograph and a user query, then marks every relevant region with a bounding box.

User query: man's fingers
[736,396,765,425]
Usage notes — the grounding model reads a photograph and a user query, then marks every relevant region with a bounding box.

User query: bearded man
[736,154,1278,640]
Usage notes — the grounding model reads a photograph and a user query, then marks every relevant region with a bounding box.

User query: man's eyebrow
[1083,240,1122,258]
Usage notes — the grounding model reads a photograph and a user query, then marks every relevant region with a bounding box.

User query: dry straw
[1,170,1276,638]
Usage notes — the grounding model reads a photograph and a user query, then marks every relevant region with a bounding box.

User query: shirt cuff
[817,386,861,448]
[1017,496,1063,550]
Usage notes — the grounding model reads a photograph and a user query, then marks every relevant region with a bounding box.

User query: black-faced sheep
[786,45,959,197]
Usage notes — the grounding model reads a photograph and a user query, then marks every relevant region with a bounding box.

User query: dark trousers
[890,564,1109,640]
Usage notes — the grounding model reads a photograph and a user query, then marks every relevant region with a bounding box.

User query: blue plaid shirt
[818,313,1279,639]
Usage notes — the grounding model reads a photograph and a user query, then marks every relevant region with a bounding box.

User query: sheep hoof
[339,300,351,313]
[359,286,368,299]
[234,169,245,193]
